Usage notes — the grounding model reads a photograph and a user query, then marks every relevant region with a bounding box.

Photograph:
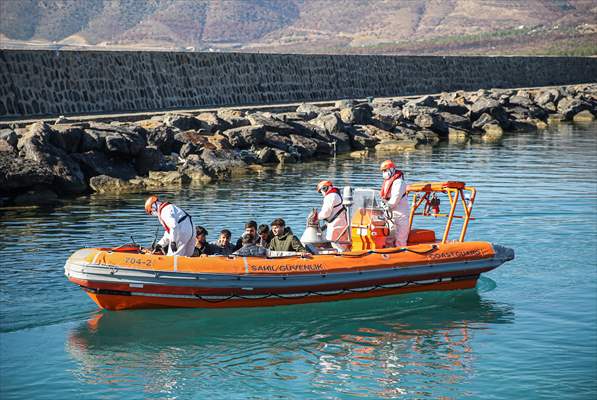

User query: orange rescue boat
[64,182,514,310]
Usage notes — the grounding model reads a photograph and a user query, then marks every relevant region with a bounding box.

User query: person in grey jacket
[211,229,235,256]
[233,233,267,257]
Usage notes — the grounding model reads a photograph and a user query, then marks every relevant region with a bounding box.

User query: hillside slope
[1,0,595,55]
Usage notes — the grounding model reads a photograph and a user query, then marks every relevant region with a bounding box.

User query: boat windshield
[350,188,381,214]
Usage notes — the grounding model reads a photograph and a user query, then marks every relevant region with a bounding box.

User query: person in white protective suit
[316,180,350,251]
[144,195,195,256]
[379,160,410,247]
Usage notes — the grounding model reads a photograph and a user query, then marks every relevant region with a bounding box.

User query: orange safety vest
[380,171,404,201]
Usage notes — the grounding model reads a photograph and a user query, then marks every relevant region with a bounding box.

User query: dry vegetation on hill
[1,0,595,55]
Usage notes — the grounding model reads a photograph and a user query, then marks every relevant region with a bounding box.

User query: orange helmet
[144,195,159,215]
[379,160,396,171]
[316,180,333,193]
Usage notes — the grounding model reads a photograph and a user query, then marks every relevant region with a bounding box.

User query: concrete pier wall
[0,50,595,118]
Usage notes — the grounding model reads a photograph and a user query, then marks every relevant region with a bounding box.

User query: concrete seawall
[0,50,596,118]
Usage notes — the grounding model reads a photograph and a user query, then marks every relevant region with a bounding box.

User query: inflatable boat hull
[64,242,514,310]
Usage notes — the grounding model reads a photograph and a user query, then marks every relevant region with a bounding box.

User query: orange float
[64,182,514,310]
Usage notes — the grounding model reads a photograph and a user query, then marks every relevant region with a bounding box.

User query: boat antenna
[130,235,137,245]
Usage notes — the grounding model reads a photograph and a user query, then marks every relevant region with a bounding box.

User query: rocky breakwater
[1,84,596,206]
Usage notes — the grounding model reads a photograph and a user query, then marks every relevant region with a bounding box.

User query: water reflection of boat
[66,289,514,395]
[65,182,514,310]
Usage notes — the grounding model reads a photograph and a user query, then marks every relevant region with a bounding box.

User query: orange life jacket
[380,171,404,201]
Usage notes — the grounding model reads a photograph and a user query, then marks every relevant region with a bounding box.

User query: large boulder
[572,110,595,122]
[469,97,502,119]
[0,139,13,153]
[439,112,472,130]
[179,161,212,185]
[407,95,437,108]
[346,126,379,150]
[264,131,293,152]
[247,113,295,135]
[358,125,401,142]
[534,88,561,107]
[401,104,439,121]
[173,130,209,146]
[88,174,186,193]
[179,142,200,158]
[0,129,18,151]
[255,147,277,164]
[506,105,547,121]
[327,130,352,153]
[339,104,373,125]
[286,122,338,155]
[163,113,206,131]
[371,106,403,130]
[72,150,137,180]
[274,149,298,164]
[196,112,230,133]
[508,95,533,108]
[222,125,265,149]
[145,171,190,187]
[216,109,250,129]
[18,122,87,194]
[207,134,232,151]
[415,130,441,145]
[296,103,322,120]
[0,151,53,192]
[309,112,345,134]
[414,113,447,134]
[436,100,469,115]
[89,175,137,193]
[289,134,318,158]
[286,120,323,138]
[104,131,146,156]
[79,129,106,152]
[174,130,230,152]
[50,124,84,153]
[201,149,247,179]
[472,113,499,130]
[135,146,165,176]
[557,97,591,120]
[146,126,177,154]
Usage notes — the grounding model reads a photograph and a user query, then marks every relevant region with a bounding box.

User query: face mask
[383,170,392,180]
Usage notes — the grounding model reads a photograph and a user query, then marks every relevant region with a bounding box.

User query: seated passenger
[233,233,267,257]
[211,229,235,256]
[193,226,215,257]
[268,218,308,253]
[233,220,258,251]
[256,224,272,248]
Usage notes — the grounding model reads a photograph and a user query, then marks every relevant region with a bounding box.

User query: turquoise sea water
[1,122,596,399]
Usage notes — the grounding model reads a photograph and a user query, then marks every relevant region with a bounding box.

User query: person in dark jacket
[233,233,267,257]
[256,224,272,248]
[211,229,235,256]
[193,226,216,257]
[268,218,308,253]
[233,220,258,251]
